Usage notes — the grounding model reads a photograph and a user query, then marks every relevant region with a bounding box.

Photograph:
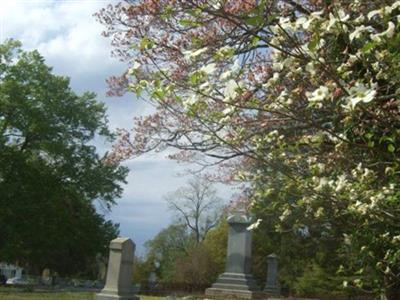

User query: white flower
[335,175,347,192]
[392,235,400,243]
[210,0,221,9]
[327,10,349,31]
[128,61,141,74]
[222,105,235,115]
[296,16,316,30]
[279,208,291,221]
[314,207,324,218]
[346,82,377,109]
[276,89,288,102]
[231,58,242,75]
[347,54,359,65]
[315,177,329,192]
[247,219,262,230]
[183,47,208,60]
[224,79,240,100]
[200,63,217,75]
[132,61,141,70]
[219,59,240,80]
[367,9,383,20]
[370,22,396,42]
[219,70,231,80]
[383,21,396,38]
[354,201,368,214]
[349,25,374,41]
[272,62,284,72]
[391,1,400,10]
[295,16,308,29]
[307,86,330,103]
[354,15,365,24]
[305,61,317,75]
[263,73,278,88]
[183,94,198,108]
[316,163,326,172]
[199,81,211,92]
[279,17,294,32]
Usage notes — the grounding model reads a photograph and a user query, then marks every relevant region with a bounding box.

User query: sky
[0,0,231,255]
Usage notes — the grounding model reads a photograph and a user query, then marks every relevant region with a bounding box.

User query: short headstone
[264,254,280,296]
[205,212,264,299]
[94,237,138,300]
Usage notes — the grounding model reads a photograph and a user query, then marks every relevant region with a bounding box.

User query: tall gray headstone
[205,212,263,299]
[264,253,280,296]
[94,237,138,300]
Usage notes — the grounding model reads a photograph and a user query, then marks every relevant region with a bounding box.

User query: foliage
[97,0,400,298]
[292,263,352,298]
[172,243,219,288]
[144,223,194,282]
[133,255,154,284]
[143,219,228,287]
[202,218,228,275]
[0,40,127,276]
[140,178,225,287]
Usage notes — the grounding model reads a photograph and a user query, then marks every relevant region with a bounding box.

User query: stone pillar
[94,237,138,300]
[264,254,280,296]
[205,212,262,299]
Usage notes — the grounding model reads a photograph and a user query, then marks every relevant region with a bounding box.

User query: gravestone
[94,237,138,300]
[148,271,157,289]
[264,253,280,296]
[205,212,263,299]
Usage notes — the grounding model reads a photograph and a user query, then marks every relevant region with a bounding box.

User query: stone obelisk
[205,212,263,299]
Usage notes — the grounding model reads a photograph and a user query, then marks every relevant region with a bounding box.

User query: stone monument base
[205,287,266,300]
[94,290,139,300]
[264,283,281,297]
[205,272,264,300]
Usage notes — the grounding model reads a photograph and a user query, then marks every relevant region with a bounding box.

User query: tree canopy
[0,40,127,276]
[97,1,400,298]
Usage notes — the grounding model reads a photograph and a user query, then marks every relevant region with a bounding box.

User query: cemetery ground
[0,288,164,300]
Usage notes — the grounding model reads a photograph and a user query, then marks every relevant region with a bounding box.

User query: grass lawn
[0,291,165,300]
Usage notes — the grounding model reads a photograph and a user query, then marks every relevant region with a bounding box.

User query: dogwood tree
[97,1,400,297]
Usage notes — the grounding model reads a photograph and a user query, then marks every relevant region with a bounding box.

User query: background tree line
[0,40,127,278]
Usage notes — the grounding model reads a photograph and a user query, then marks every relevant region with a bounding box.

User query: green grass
[0,292,92,300]
[0,291,165,300]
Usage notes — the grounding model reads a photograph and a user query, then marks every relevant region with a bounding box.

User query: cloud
[3,1,122,86]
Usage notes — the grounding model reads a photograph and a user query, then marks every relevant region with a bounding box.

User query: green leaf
[308,36,320,52]
[365,133,373,140]
[179,19,201,27]
[245,15,264,26]
[139,37,154,50]
[388,144,396,152]
[362,42,375,54]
